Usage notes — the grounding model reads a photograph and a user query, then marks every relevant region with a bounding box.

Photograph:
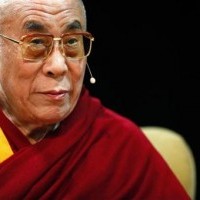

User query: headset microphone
[86,63,96,84]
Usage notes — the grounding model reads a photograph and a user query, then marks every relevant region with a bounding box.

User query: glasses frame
[0,31,94,61]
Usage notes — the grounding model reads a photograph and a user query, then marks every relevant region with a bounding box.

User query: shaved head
[0,0,87,32]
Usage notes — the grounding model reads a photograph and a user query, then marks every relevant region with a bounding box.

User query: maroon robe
[0,87,190,199]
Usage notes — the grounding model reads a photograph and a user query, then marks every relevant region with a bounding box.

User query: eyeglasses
[0,32,94,61]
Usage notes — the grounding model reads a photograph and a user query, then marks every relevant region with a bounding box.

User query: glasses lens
[22,35,52,61]
[62,34,91,59]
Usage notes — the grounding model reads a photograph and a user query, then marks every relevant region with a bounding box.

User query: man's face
[0,0,87,127]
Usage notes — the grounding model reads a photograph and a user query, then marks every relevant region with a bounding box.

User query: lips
[40,89,69,100]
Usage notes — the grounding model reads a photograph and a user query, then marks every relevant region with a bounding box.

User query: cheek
[70,60,86,83]
[68,61,86,104]
[0,57,35,104]
[0,77,24,115]
[1,72,27,103]
[2,46,38,82]
[2,43,20,62]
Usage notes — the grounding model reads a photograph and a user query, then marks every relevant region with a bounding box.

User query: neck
[2,108,60,144]
[27,123,60,144]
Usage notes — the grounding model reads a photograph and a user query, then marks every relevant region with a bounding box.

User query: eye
[68,38,78,46]
[63,36,79,47]
[30,37,46,45]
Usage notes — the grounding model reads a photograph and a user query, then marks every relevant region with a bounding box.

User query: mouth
[41,90,69,100]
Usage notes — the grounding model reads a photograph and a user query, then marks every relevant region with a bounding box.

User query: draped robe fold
[0,88,190,199]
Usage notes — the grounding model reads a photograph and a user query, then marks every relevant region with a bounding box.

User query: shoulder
[92,106,150,147]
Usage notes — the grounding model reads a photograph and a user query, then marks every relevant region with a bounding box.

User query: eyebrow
[23,20,83,33]
[23,21,46,32]
[66,20,82,30]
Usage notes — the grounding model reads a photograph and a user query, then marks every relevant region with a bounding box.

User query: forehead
[2,0,86,33]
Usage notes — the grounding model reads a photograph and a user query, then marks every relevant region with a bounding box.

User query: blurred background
[83,1,199,199]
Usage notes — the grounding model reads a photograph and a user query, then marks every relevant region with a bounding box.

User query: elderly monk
[0,0,190,199]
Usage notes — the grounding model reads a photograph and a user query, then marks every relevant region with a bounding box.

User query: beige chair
[141,126,196,200]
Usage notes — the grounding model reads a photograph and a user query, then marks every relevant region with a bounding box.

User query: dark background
[83,1,199,199]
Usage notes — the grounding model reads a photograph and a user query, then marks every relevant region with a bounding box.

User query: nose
[42,40,68,77]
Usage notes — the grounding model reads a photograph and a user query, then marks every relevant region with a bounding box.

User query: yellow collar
[0,128,14,163]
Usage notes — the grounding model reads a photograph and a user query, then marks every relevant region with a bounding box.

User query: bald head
[0,0,87,32]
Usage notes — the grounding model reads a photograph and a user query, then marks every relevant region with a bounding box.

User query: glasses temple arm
[0,33,20,44]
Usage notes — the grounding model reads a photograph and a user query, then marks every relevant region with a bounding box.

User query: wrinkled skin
[0,0,87,141]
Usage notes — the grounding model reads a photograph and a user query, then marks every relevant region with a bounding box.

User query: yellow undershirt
[0,128,14,163]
